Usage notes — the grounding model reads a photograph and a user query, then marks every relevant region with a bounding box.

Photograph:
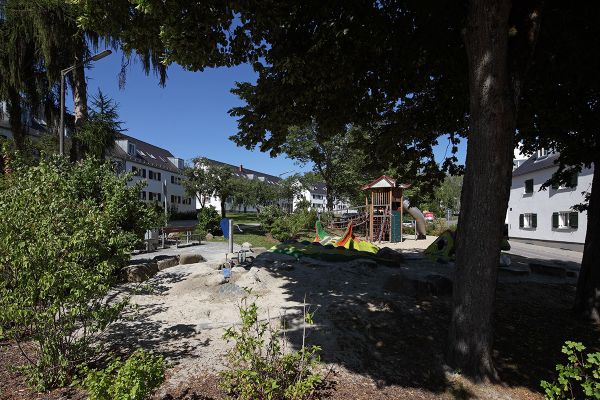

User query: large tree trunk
[446,0,514,381]
[574,161,600,319]
[7,87,26,152]
[220,199,227,218]
[68,36,88,162]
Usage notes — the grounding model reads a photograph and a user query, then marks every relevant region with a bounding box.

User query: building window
[140,191,146,200]
[536,148,548,159]
[157,193,161,202]
[128,142,136,156]
[518,213,537,229]
[148,192,154,201]
[552,172,578,190]
[553,211,578,229]
[171,195,175,203]
[524,179,534,194]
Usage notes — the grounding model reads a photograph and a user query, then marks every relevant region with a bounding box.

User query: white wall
[506,165,593,243]
[125,160,196,214]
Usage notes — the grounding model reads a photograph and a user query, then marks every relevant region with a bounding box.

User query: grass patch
[226,212,260,224]
[208,225,279,249]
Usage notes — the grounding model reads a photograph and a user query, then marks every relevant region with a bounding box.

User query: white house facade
[196,160,292,213]
[506,150,593,244]
[110,134,195,214]
[294,182,352,212]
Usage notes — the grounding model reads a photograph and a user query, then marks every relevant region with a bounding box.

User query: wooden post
[370,191,374,241]
[388,191,392,242]
[400,194,403,242]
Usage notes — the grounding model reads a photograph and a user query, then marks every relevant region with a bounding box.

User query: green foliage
[196,205,222,236]
[73,90,123,160]
[82,348,165,400]
[541,341,600,399]
[258,205,286,232]
[425,219,450,236]
[0,157,158,390]
[261,207,320,242]
[220,295,323,400]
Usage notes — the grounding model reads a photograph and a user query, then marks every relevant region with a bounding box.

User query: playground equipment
[322,175,428,243]
[403,199,427,239]
[314,221,379,253]
[424,229,511,263]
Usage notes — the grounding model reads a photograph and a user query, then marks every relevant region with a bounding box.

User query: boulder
[251,247,268,255]
[206,233,214,241]
[146,261,159,275]
[347,258,378,269]
[205,273,227,286]
[207,262,222,270]
[530,262,566,277]
[231,266,247,274]
[180,252,206,265]
[424,274,453,296]
[155,256,179,271]
[241,241,253,249]
[122,264,153,283]
[376,247,404,265]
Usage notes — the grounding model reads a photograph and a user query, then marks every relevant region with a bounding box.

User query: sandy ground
[99,237,581,400]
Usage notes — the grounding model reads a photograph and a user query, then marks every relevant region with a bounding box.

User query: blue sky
[76,49,465,176]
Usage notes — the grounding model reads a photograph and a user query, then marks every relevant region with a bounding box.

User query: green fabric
[269,241,391,264]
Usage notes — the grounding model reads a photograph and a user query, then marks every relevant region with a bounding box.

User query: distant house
[0,101,49,141]
[196,160,292,213]
[506,149,593,244]
[110,134,195,214]
[294,182,352,212]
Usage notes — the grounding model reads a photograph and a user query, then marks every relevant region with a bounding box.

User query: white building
[197,160,292,214]
[110,134,195,214]
[0,101,48,141]
[294,182,352,212]
[506,150,593,244]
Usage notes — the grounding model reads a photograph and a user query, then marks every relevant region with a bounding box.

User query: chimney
[239,164,244,173]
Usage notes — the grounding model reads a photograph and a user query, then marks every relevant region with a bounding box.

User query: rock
[231,266,247,274]
[347,258,378,269]
[529,263,566,277]
[226,252,239,261]
[205,273,226,286]
[206,233,214,241]
[167,232,179,240]
[424,274,453,296]
[376,247,404,265]
[146,261,159,275]
[241,241,253,249]
[155,256,179,271]
[122,264,152,283]
[251,247,268,255]
[180,252,206,265]
[207,262,222,270]
[249,266,260,274]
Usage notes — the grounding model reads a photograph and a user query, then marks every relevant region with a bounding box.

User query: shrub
[220,294,324,400]
[426,219,450,236]
[541,341,600,399]
[82,348,165,400]
[258,204,285,231]
[197,205,222,235]
[0,157,158,390]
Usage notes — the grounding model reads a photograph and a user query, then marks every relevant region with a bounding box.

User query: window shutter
[519,214,524,228]
[532,213,537,228]
[570,212,579,228]
[552,212,559,228]
[569,173,578,188]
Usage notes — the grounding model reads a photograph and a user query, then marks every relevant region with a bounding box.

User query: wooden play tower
[362,175,411,243]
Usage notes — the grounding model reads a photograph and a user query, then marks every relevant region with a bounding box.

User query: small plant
[220,293,324,400]
[197,205,222,235]
[81,348,165,400]
[541,341,600,399]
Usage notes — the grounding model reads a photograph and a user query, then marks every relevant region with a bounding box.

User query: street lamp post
[59,49,112,155]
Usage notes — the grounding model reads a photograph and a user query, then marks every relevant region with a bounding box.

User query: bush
[82,348,165,400]
[425,219,450,236]
[220,294,324,400]
[541,341,600,399]
[197,205,222,235]
[169,210,198,221]
[258,204,285,231]
[0,157,158,390]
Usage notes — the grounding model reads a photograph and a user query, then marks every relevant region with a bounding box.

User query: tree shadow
[250,250,596,396]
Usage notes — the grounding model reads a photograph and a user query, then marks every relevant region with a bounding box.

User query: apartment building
[506,149,593,244]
